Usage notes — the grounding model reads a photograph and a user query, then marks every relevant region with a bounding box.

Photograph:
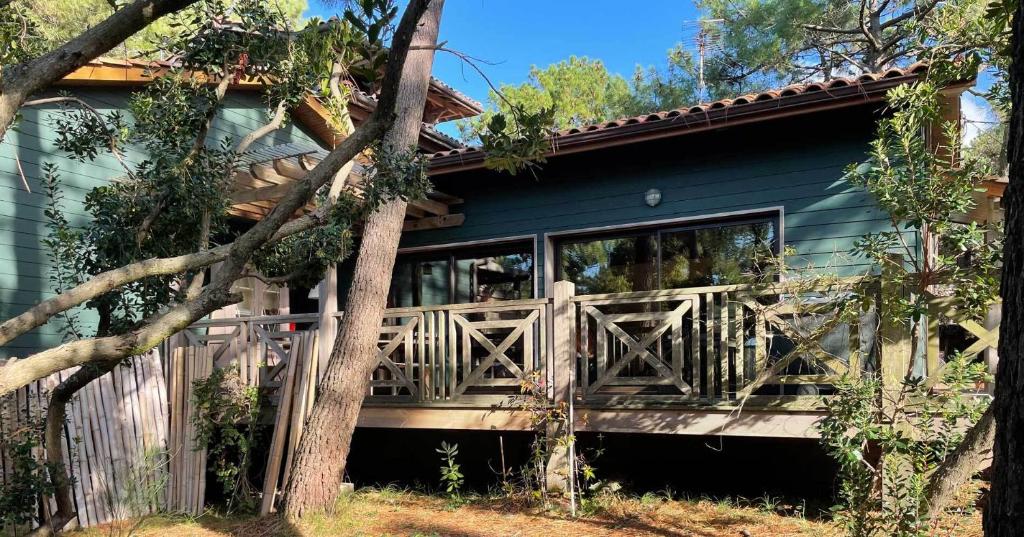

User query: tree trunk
[922,404,995,520]
[280,0,443,519]
[984,3,1024,534]
[32,360,120,536]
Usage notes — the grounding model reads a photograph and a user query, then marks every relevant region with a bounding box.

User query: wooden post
[546,281,575,493]
[879,258,912,402]
[317,265,339,380]
[985,302,1001,394]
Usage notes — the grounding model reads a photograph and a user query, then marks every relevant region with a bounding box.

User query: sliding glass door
[557,214,778,294]
[389,241,535,308]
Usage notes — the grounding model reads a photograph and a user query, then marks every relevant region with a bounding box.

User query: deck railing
[571,281,872,406]
[169,278,1000,411]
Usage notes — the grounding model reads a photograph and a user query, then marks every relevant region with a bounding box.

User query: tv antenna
[691,18,724,100]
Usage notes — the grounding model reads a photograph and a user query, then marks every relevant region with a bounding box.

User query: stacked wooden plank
[165,346,212,515]
[0,351,169,529]
[259,331,318,515]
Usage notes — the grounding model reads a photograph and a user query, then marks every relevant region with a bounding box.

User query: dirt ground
[77,489,983,537]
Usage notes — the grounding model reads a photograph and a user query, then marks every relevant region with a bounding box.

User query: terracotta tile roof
[428,63,950,175]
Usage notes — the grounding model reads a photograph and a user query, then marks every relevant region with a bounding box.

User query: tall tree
[699,0,988,84]
[459,56,632,139]
[281,0,445,517]
[984,0,1024,532]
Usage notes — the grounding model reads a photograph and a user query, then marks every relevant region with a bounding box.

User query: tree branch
[22,96,134,177]
[880,0,942,30]
[802,23,867,35]
[234,99,288,154]
[0,0,432,397]
[0,0,203,141]
[0,211,324,349]
[922,404,995,520]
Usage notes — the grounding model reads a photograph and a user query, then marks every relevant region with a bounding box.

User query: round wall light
[645,188,662,207]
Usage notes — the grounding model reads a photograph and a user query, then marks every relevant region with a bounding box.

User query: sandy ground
[75,489,982,537]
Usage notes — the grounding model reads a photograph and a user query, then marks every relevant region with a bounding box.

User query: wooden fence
[0,351,168,529]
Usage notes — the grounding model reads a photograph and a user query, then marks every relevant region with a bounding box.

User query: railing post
[546,280,575,493]
[317,265,339,380]
[879,257,913,401]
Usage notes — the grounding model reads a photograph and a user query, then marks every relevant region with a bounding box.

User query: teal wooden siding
[403,105,908,298]
[0,87,323,358]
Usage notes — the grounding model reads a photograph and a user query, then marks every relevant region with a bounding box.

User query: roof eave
[429,67,972,176]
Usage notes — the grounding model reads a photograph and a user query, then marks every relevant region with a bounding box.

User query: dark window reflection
[389,242,534,307]
[558,216,777,293]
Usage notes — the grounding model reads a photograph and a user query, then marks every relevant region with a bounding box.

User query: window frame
[392,236,539,307]
[547,208,784,295]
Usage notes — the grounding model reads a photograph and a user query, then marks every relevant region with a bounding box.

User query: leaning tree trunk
[922,404,995,520]
[280,0,444,518]
[29,359,120,537]
[984,2,1024,534]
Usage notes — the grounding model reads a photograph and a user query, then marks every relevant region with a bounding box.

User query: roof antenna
[695,19,724,101]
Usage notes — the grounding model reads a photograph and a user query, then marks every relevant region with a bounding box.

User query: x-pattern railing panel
[449,305,544,398]
[733,295,858,395]
[368,313,423,400]
[577,293,699,400]
[925,294,1000,390]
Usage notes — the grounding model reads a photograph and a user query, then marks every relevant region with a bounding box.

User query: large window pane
[389,258,451,308]
[455,251,534,303]
[389,241,534,307]
[557,216,778,293]
[660,221,776,287]
[558,234,658,295]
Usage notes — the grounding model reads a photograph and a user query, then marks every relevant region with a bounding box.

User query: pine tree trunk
[280,0,443,518]
[984,3,1024,534]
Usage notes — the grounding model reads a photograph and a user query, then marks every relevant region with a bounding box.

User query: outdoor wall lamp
[645,188,662,207]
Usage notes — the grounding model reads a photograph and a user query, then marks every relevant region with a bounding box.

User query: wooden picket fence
[0,350,169,529]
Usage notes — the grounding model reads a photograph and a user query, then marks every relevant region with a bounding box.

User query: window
[389,241,534,307]
[557,215,778,294]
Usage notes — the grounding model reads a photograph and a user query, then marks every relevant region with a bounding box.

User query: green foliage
[513,372,602,511]
[436,441,464,499]
[41,163,86,340]
[15,0,307,58]
[191,367,261,512]
[477,105,556,175]
[0,1,46,74]
[621,44,707,115]
[820,353,990,536]
[464,57,632,137]
[0,418,55,530]
[845,81,1001,320]
[459,54,716,158]
[817,53,1003,537]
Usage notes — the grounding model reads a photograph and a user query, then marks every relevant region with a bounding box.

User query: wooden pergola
[227,141,465,231]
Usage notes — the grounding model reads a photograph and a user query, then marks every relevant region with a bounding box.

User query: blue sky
[304,1,995,141]
[306,0,702,107]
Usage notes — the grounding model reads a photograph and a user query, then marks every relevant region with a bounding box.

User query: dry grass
[73,487,982,537]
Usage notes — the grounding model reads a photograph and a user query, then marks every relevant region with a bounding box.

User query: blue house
[0,58,1006,520]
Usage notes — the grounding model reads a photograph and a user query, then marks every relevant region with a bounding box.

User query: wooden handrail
[569,277,871,303]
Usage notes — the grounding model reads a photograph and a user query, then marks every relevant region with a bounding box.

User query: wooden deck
[167,279,1000,440]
